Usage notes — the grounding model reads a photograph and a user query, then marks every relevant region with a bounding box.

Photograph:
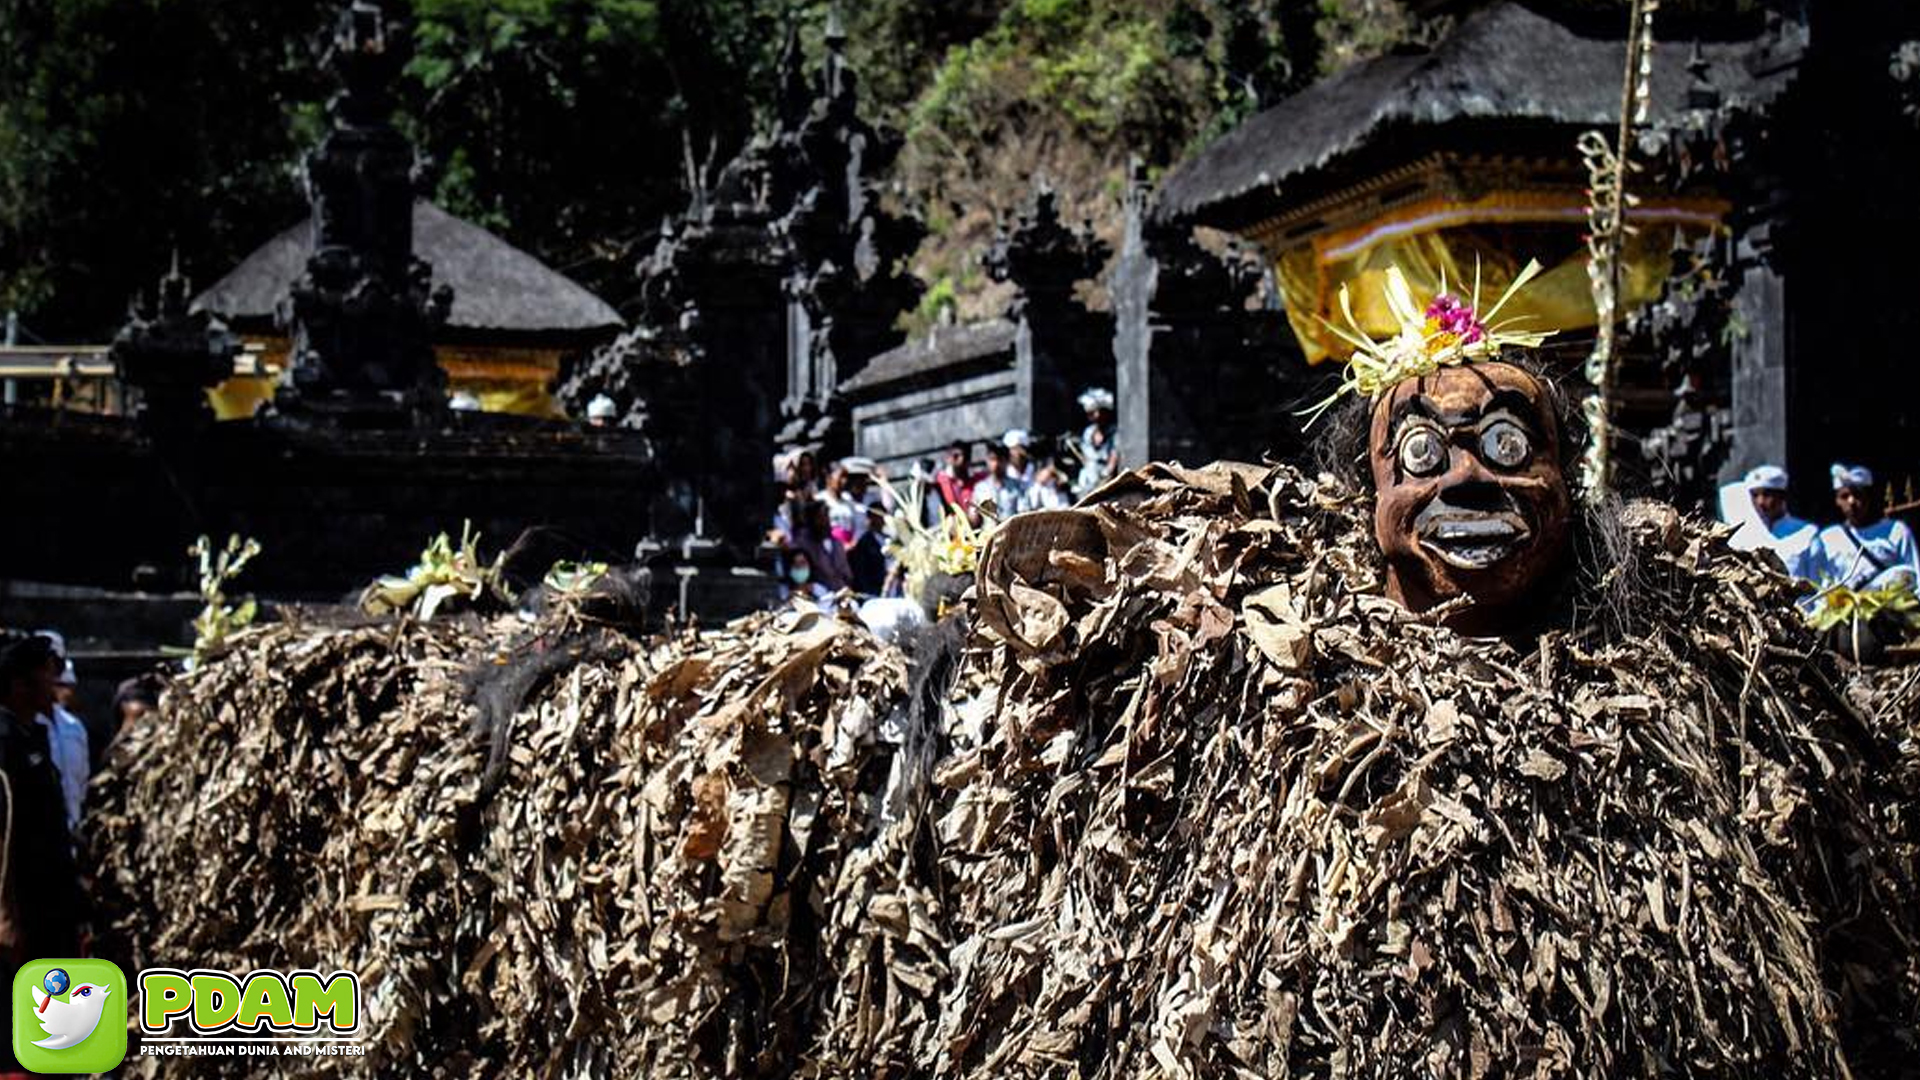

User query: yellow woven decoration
[1303,259,1554,425]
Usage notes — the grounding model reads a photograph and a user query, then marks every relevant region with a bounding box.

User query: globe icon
[41,968,69,996]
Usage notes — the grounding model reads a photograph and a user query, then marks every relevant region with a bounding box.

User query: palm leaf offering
[877,474,995,604]
[543,560,610,597]
[184,534,262,668]
[1806,579,1920,633]
[1303,259,1552,426]
[91,465,1920,1078]
[359,521,508,621]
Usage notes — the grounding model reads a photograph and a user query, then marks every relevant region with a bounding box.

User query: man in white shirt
[831,458,892,544]
[973,443,1031,517]
[1724,464,1817,577]
[1027,463,1074,511]
[1803,463,1920,592]
[584,393,618,427]
[1003,429,1037,484]
[32,631,90,837]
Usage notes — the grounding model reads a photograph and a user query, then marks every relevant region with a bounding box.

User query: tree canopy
[0,0,790,339]
[0,0,1397,341]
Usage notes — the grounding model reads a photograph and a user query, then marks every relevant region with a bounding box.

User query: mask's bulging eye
[1398,426,1447,476]
[1480,419,1532,468]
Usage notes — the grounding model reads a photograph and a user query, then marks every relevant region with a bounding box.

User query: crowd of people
[765,387,1120,607]
[1724,461,1920,601]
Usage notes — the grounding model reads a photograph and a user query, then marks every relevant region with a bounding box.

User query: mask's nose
[1433,476,1512,514]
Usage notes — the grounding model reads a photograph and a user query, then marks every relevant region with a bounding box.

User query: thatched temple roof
[1156,1,1765,231]
[192,201,622,345]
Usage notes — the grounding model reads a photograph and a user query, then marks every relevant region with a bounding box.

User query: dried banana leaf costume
[85,265,1920,1078]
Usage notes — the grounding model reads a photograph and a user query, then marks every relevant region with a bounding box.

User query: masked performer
[915,261,1917,1080]
[84,265,1920,1080]
[1304,262,1585,636]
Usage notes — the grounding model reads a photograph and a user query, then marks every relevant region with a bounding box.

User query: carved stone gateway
[559,21,923,551]
[1628,9,1920,510]
[1628,234,1735,508]
[838,183,1119,478]
[556,86,791,549]
[1114,167,1307,470]
[987,183,1111,442]
[773,15,924,459]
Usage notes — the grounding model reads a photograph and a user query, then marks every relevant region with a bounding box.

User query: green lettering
[236,973,294,1030]
[290,972,357,1031]
[190,972,241,1029]
[141,971,191,1032]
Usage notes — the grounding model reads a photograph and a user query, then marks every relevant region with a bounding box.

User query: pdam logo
[137,968,366,1060]
[11,958,128,1074]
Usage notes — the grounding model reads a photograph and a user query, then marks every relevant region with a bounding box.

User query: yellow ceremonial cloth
[1274,191,1727,362]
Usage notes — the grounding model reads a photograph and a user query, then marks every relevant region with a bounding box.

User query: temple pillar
[1111,168,1309,469]
[111,258,239,433]
[1112,175,1156,471]
[1725,240,1789,483]
[989,183,1111,447]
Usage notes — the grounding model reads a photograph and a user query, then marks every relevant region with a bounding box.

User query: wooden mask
[1367,362,1572,634]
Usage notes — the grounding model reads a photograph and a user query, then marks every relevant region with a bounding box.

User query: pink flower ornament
[1424,294,1486,344]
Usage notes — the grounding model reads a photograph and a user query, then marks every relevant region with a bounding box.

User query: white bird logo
[29,983,110,1049]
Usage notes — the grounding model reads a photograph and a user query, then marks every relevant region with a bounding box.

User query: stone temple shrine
[193,201,621,419]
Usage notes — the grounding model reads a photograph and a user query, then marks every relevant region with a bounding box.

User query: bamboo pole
[1582,0,1660,498]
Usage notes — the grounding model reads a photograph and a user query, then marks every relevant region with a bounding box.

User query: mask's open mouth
[1416,513,1530,569]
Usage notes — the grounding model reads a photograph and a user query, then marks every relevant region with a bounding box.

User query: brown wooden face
[1367,362,1571,631]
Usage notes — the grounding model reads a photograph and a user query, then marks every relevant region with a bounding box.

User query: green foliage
[1314,0,1415,73]
[544,560,609,596]
[1806,580,1920,633]
[798,0,1006,128]
[371,0,781,306]
[914,275,960,327]
[1035,20,1173,136]
[896,0,1353,213]
[907,0,1207,154]
[0,0,327,335]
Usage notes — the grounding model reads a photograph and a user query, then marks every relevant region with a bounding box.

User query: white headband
[1830,463,1873,491]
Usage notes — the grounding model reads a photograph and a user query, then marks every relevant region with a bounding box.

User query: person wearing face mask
[1803,463,1919,593]
[781,551,835,606]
